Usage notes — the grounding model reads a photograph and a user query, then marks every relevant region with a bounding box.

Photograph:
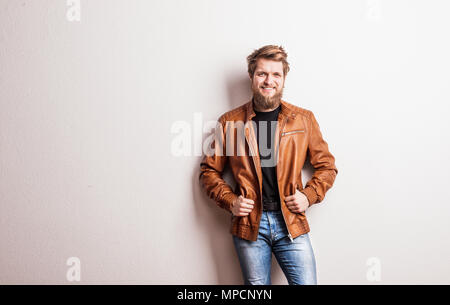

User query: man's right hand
[231,195,255,216]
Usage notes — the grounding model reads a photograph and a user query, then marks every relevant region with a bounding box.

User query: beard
[252,85,283,111]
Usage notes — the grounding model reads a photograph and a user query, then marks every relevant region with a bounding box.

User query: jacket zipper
[281,129,305,136]
[245,125,264,241]
[277,116,294,242]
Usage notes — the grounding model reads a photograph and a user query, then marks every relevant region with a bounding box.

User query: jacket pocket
[281,129,305,136]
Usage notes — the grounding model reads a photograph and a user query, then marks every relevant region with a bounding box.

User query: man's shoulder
[218,101,250,122]
[281,100,313,119]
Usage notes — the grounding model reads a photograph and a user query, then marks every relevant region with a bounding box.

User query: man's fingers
[239,209,252,214]
[237,196,254,204]
[286,204,295,210]
[286,206,300,213]
[240,209,253,214]
[285,194,300,204]
[285,200,296,207]
[240,204,253,210]
[240,202,254,209]
[242,198,254,204]
[284,196,295,202]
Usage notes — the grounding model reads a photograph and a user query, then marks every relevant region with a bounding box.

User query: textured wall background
[1,0,449,284]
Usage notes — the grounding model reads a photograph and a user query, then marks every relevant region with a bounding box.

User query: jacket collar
[245,98,295,122]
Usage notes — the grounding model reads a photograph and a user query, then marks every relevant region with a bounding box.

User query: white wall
[1,0,449,284]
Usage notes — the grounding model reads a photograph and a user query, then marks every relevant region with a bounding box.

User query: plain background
[1,0,449,284]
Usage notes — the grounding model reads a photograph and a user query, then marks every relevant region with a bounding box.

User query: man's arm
[300,111,338,206]
[199,116,238,213]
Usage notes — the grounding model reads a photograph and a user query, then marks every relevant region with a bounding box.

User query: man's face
[250,58,285,111]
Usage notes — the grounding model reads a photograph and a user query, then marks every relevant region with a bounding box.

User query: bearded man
[199,45,338,285]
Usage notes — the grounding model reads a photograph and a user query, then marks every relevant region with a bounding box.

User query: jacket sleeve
[300,111,338,206]
[199,115,238,213]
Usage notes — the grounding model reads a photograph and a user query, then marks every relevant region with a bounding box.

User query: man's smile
[261,86,276,93]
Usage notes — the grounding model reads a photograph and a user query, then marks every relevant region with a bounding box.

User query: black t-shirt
[252,104,282,206]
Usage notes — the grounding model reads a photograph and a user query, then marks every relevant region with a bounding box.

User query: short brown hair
[247,45,290,78]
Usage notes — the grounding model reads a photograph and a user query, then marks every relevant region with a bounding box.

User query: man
[199,45,338,285]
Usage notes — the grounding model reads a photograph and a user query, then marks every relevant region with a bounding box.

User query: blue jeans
[232,210,317,285]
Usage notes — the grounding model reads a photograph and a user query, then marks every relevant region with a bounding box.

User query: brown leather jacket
[199,99,338,241]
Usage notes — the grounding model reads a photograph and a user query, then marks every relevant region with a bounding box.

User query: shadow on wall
[191,160,241,284]
[190,72,250,285]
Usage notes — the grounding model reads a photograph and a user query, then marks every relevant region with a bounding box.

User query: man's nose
[264,76,274,86]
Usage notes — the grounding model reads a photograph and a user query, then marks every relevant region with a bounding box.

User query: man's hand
[231,195,254,216]
[285,190,309,214]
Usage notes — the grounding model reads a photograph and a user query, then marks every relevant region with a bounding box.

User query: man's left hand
[285,190,309,214]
